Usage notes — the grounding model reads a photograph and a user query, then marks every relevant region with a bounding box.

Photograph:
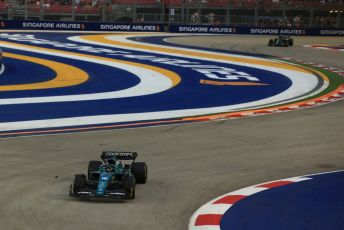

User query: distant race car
[268,35,293,47]
[69,151,147,200]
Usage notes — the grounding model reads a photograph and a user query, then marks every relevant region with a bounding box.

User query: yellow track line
[80,34,330,83]
[81,34,312,74]
[200,79,269,86]
[0,40,181,89]
[0,52,89,91]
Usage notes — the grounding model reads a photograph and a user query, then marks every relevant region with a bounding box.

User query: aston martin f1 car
[69,151,147,200]
[268,35,293,47]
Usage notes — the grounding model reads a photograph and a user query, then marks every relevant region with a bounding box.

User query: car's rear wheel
[268,39,273,46]
[132,162,148,184]
[88,161,102,181]
[289,39,294,46]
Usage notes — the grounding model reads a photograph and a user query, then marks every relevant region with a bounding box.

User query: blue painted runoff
[0,33,292,123]
[220,171,344,230]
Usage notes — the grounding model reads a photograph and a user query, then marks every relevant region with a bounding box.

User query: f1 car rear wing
[101,151,138,161]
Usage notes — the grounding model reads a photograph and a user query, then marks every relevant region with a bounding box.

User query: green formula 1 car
[69,151,147,200]
[268,35,294,47]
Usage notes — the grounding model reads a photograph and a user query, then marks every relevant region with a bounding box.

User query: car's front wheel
[71,174,87,196]
[123,176,136,199]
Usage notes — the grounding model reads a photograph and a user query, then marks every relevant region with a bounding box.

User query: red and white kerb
[188,176,312,230]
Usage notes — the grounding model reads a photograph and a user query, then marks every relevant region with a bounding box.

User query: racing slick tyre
[88,161,102,181]
[132,162,148,184]
[74,174,86,188]
[70,174,87,196]
[289,39,294,46]
[123,176,136,199]
[268,39,273,46]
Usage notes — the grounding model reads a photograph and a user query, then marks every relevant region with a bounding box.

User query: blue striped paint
[0,33,292,122]
[220,171,344,230]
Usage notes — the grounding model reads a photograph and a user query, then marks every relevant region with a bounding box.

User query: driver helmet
[105,158,115,165]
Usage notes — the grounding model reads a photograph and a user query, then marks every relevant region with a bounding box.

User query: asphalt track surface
[0,35,343,230]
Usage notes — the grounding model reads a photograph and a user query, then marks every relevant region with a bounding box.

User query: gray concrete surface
[0,35,343,230]
[167,35,344,69]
